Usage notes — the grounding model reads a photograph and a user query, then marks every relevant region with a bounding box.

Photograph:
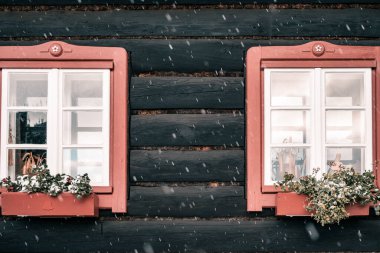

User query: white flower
[21,179,30,186]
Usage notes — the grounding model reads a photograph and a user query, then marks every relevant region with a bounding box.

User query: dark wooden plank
[1,0,380,4]
[128,185,246,217]
[2,218,380,252]
[130,113,244,147]
[130,149,244,182]
[1,39,380,73]
[101,219,380,252]
[0,9,379,38]
[0,219,102,253]
[131,77,244,109]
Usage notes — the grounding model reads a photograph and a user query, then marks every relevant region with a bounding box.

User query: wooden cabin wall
[0,1,380,252]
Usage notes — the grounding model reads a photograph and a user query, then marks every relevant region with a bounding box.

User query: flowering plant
[0,165,92,199]
[276,165,380,226]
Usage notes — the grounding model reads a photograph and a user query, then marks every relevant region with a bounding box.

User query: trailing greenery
[0,165,92,199]
[276,166,380,226]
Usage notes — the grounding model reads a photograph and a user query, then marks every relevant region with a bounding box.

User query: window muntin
[1,69,110,186]
[264,68,372,185]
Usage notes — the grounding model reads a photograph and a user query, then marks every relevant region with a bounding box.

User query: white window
[1,69,110,186]
[264,68,372,185]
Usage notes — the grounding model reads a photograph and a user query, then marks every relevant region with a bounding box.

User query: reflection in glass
[270,71,311,106]
[325,72,364,106]
[271,110,310,144]
[8,111,47,144]
[8,72,48,107]
[326,147,365,173]
[270,147,309,181]
[63,111,103,145]
[63,72,103,107]
[325,110,365,144]
[63,148,105,185]
[7,149,46,177]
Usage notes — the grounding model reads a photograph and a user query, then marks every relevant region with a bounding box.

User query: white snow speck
[165,13,172,22]
[161,185,175,195]
[305,222,319,241]
[143,242,154,253]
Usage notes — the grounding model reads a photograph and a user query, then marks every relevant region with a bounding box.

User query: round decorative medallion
[49,43,63,57]
[312,43,325,56]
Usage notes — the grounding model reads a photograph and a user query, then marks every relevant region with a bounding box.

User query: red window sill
[276,192,369,216]
[1,192,98,217]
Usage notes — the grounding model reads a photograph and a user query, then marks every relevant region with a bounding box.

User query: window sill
[276,192,369,216]
[1,192,98,217]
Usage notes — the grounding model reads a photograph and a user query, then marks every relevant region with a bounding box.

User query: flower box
[1,192,98,217]
[276,192,370,216]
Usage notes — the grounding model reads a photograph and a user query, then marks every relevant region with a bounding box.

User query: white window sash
[1,69,110,186]
[264,68,372,186]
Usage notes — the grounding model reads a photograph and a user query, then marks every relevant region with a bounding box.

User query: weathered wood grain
[1,0,380,4]
[101,219,380,252]
[1,40,380,73]
[0,9,379,38]
[128,185,246,217]
[130,149,244,182]
[2,218,380,252]
[130,113,244,146]
[0,219,102,253]
[131,77,244,109]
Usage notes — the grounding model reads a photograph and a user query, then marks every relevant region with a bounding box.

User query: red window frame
[246,41,380,212]
[0,41,128,213]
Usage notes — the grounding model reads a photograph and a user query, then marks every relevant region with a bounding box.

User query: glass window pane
[63,72,103,107]
[326,147,365,173]
[270,71,311,106]
[325,110,365,144]
[63,111,103,145]
[325,72,364,106]
[8,72,48,107]
[271,110,310,144]
[63,148,106,186]
[8,111,47,144]
[269,147,310,182]
[7,149,46,177]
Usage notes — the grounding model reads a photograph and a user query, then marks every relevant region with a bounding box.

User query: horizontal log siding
[1,218,380,252]
[130,150,244,182]
[0,9,379,38]
[1,4,380,252]
[1,0,380,5]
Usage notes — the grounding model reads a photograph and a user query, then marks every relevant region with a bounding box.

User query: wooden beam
[131,77,244,109]
[1,0,380,5]
[130,114,244,147]
[0,9,379,38]
[130,150,244,182]
[2,218,380,252]
[128,185,246,217]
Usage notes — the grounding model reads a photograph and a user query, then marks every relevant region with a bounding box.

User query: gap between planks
[1,4,380,11]
[2,36,380,42]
